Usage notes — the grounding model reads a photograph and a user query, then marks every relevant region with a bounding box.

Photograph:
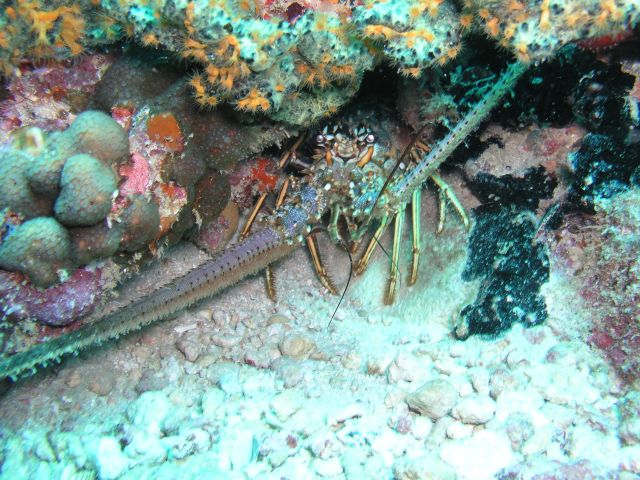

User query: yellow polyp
[5,7,17,21]
[539,0,551,31]
[220,72,234,90]
[216,35,240,62]
[460,14,473,29]
[485,17,501,37]
[514,12,529,23]
[29,10,60,45]
[189,74,207,97]
[446,45,460,59]
[400,67,422,77]
[405,29,435,43]
[508,0,525,11]
[539,10,551,31]
[330,64,355,77]
[236,89,270,112]
[59,7,85,55]
[362,25,398,40]
[515,42,530,62]
[0,31,10,50]
[409,5,425,18]
[142,33,160,47]
[198,93,219,109]
[478,8,490,19]
[274,84,285,92]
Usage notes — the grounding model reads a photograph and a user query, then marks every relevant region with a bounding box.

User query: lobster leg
[328,205,342,245]
[240,164,293,300]
[265,265,276,301]
[385,204,406,305]
[409,189,421,286]
[430,173,470,234]
[355,212,390,275]
[306,233,338,294]
[240,192,267,239]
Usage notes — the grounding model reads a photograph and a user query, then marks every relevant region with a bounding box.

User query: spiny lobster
[0,61,527,380]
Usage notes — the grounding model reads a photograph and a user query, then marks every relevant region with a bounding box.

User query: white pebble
[446,421,474,440]
[393,454,456,480]
[406,379,459,420]
[91,437,129,480]
[270,391,302,422]
[128,392,171,436]
[387,352,422,384]
[279,334,316,359]
[451,396,496,424]
[327,403,366,426]
[309,432,340,459]
[210,334,242,348]
[313,457,343,477]
[440,430,515,480]
[201,388,225,419]
[411,416,433,440]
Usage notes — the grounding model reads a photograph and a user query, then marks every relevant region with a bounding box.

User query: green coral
[0,217,72,288]
[26,111,128,197]
[0,112,130,286]
[0,150,52,219]
[54,154,118,227]
[64,110,129,167]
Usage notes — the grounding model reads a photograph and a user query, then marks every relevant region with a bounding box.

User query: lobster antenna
[328,241,353,329]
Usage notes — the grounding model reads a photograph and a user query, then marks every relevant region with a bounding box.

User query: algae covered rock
[0,217,72,288]
[54,154,118,227]
[118,195,161,252]
[69,221,124,265]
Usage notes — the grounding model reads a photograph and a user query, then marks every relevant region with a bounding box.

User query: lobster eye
[365,133,375,144]
[315,134,325,145]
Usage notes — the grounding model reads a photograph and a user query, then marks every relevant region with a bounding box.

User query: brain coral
[54,153,118,227]
[0,217,72,288]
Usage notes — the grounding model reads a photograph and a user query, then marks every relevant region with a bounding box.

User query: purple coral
[0,268,104,327]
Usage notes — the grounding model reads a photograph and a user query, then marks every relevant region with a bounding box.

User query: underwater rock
[117,195,161,253]
[456,205,549,338]
[90,53,184,113]
[69,221,124,265]
[192,201,239,255]
[0,55,114,143]
[568,132,640,208]
[0,268,103,326]
[406,379,459,420]
[27,111,129,199]
[464,124,584,209]
[467,166,557,210]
